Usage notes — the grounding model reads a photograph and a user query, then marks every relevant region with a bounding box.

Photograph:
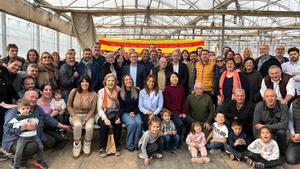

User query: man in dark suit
[166,50,189,95]
[122,51,146,90]
[254,44,281,77]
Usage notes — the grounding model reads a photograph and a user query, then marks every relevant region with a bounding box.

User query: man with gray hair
[253,89,288,155]
[151,57,171,91]
[2,90,70,165]
[223,88,255,137]
[260,65,296,105]
[185,83,214,136]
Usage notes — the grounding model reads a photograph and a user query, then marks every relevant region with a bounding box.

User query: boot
[83,140,91,156]
[73,141,82,159]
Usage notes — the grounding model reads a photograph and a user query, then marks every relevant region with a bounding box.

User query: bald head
[275,44,285,58]
[159,57,167,69]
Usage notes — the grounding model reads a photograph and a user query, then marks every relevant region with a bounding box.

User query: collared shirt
[257,55,271,71]
[282,60,300,95]
[138,89,163,116]
[173,63,179,73]
[260,77,296,100]
[130,64,137,87]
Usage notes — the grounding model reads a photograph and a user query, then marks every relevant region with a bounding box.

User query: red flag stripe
[100,40,204,48]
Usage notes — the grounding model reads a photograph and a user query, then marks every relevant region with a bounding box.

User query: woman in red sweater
[163,72,193,145]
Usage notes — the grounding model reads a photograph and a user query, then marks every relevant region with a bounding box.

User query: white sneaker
[73,142,82,159]
[139,153,146,159]
[83,141,91,156]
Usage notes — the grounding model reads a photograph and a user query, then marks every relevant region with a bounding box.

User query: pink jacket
[186,132,206,147]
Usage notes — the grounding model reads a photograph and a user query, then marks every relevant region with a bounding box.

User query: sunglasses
[43,56,51,59]
[216,60,223,62]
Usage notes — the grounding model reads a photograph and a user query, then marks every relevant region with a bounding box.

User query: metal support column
[69,35,72,49]
[221,15,225,56]
[56,31,59,53]
[36,25,40,54]
[1,12,7,57]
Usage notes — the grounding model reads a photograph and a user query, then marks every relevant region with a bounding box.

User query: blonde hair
[103,73,118,86]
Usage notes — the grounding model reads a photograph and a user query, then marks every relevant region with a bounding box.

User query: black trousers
[98,117,122,149]
[244,150,283,168]
[146,137,163,157]
[285,140,300,164]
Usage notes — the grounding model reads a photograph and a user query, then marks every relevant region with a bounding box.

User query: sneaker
[139,153,147,159]
[253,162,265,169]
[246,158,253,166]
[115,150,120,156]
[209,149,222,155]
[171,149,177,154]
[229,154,235,160]
[8,159,14,169]
[99,148,107,158]
[34,161,49,169]
[153,153,163,159]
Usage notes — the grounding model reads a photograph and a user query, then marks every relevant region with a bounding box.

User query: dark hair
[231,120,243,127]
[288,47,299,54]
[225,58,236,67]
[243,57,255,64]
[21,76,34,85]
[190,121,201,134]
[257,126,273,140]
[7,44,18,51]
[180,49,190,62]
[148,116,161,127]
[225,50,235,60]
[169,72,180,85]
[8,56,24,64]
[78,75,93,93]
[83,48,92,53]
[200,49,209,56]
[144,75,159,95]
[141,48,149,55]
[40,84,52,92]
[215,111,225,117]
[26,49,40,63]
[160,108,172,118]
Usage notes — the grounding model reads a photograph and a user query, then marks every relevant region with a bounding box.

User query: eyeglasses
[43,56,51,59]
[216,60,223,62]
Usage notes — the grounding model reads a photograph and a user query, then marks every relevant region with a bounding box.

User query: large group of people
[0,42,300,169]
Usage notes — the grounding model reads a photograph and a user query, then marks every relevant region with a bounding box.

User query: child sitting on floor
[206,111,228,155]
[224,120,249,161]
[186,121,210,164]
[138,117,163,166]
[160,108,180,153]
[244,126,283,169]
[7,99,48,169]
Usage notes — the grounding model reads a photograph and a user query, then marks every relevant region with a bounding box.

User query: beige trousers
[69,114,94,142]
[188,145,207,158]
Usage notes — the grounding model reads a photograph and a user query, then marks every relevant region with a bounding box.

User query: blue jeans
[121,113,143,149]
[206,141,224,150]
[14,136,44,168]
[161,134,180,150]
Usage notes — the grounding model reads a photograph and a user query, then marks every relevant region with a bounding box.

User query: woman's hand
[104,119,111,126]
[129,112,135,118]
[217,95,223,105]
[115,117,121,124]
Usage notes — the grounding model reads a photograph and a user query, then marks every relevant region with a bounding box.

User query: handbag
[106,128,116,155]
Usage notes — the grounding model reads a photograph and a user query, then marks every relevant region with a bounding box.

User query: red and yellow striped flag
[99,38,205,54]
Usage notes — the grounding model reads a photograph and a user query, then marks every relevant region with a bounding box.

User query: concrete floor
[0,132,300,169]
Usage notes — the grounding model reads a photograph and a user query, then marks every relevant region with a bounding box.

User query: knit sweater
[185,93,214,123]
[7,113,39,137]
[186,132,206,147]
[248,138,280,161]
[163,85,186,117]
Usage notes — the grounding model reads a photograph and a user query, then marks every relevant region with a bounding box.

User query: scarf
[82,59,93,78]
[43,64,59,88]
[102,87,119,110]
[219,70,241,102]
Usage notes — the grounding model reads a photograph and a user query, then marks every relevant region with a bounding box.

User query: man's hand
[203,122,211,130]
[291,134,300,142]
[255,124,264,129]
